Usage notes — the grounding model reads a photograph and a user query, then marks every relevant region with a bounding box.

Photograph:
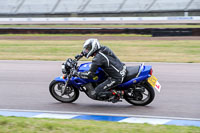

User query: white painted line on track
[32,113,78,119]
[119,117,171,125]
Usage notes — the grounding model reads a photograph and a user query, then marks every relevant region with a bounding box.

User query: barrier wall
[0,27,200,37]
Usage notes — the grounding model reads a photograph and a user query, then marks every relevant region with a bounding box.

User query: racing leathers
[78,46,126,99]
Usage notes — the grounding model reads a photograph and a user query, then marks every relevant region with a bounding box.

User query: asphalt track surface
[0,60,199,119]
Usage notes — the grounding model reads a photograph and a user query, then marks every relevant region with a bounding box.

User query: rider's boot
[89,90,97,99]
[97,91,112,100]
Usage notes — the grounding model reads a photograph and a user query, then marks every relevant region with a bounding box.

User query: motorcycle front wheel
[49,80,79,103]
[124,83,155,106]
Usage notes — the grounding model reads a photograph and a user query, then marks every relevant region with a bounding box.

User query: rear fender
[119,75,151,88]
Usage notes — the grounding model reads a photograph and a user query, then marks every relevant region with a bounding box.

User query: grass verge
[0,40,200,63]
[0,24,200,28]
[0,116,199,133]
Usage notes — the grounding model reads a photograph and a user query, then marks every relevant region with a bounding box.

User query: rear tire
[49,80,79,103]
[124,82,155,106]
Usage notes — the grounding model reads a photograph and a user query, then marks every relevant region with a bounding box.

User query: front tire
[49,80,79,103]
[124,82,155,106]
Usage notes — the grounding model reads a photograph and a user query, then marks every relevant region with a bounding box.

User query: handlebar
[63,53,83,76]
[63,53,84,88]
[68,53,83,76]
[65,52,84,88]
[75,53,84,61]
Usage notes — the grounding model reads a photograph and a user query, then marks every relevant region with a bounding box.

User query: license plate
[148,75,161,92]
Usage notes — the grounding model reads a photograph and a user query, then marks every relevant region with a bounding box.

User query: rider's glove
[75,53,84,60]
[81,51,86,57]
[75,54,81,59]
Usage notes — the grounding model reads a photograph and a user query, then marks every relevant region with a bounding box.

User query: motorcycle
[49,54,161,106]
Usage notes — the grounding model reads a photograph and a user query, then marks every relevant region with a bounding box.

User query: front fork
[61,74,71,96]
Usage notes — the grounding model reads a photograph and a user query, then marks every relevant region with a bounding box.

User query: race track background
[0,60,199,119]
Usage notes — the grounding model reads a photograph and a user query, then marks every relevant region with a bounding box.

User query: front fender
[54,76,67,83]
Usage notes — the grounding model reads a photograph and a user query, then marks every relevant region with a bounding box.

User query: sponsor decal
[93,76,98,81]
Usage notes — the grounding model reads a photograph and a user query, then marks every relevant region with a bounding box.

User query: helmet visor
[83,43,92,56]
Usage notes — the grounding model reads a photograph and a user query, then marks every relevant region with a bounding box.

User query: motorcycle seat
[123,66,140,82]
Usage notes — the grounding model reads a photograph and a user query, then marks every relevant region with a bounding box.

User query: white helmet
[82,39,101,58]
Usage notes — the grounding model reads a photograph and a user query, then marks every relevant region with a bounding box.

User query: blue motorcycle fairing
[54,62,152,90]
[54,62,106,89]
[77,62,106,82]
[118,75,151,89]
[139,65,152,77]
[79,62,102,73]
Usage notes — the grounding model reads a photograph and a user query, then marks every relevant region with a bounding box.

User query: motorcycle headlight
[62,63,67,74]
[62,58,73,74]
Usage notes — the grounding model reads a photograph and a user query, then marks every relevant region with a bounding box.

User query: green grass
[0,116,199,133]
[0,40,200,63]
[0,24,200,28]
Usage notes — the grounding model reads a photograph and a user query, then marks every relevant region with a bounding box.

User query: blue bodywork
[54,62,152,90]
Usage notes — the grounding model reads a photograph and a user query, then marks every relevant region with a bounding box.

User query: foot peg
[109,95,122,103]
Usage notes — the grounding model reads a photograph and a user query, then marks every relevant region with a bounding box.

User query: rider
[75,38,126,100]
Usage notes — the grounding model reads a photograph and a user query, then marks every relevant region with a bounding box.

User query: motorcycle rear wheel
[49,80,79,103]
[124,83,155,106]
